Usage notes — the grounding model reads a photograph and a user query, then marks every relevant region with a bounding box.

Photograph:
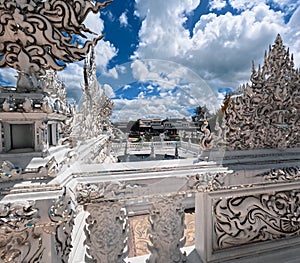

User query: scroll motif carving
[187,172,227,192]
[77,181,144,204]
[259,166,300,182]
[0,0,111,74]
[48,189,75,263]
[200,119,213,150]
[213,190,300,250]
[222,34,300,150]
[200,117,225,151]
[0,201,43,262]
[147,196,186,263]
[84,202,128,263]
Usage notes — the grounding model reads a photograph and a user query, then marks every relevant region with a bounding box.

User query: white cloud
[112,96,193,122]
[285,6,300,67]
[84,12,104,34]
[58,63,84,102]
[209,0,227,10]
[0,68,17,87]
[133,1,296,93]
[131,60,161,83]
[119,12,128,27]
[102,83,115,98]
[228,0,262,10]
[105,67,119,79]
[228,0,298,12]
[111,59,220,121]
[133,0,199,58]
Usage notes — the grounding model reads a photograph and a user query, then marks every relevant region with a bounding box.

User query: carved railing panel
[260,166,300,182]
[84,202,128,263]
[213,189,300,250]
[0,190,75,263]
[147,196,187,263]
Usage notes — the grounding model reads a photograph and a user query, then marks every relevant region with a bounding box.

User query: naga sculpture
[0,0,111,91]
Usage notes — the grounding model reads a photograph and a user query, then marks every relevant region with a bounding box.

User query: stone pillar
[147,196,186,263]
[84,202,129,263]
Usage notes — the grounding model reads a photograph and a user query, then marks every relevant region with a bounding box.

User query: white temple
[0,1,299,262]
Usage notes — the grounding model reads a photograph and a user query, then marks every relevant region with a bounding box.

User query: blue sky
[1,0,300,121]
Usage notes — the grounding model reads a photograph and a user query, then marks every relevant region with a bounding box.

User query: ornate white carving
[147,197,186,263]
[213,190,300,250]
[48,189,75,263]
[2,95,15,112]
[200,119,213,150]
[22,97,33,112]
[0,201,43,262]
[259,166,300,182]
[0,0,111,91]
[71,48,114,140]
[84,202,129,263]
[187,172,227,192]
[77,182,144,204]
[223,34,300,150]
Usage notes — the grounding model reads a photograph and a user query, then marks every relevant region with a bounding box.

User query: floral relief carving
[84,202,128,263]
[128,212,195,258]
[213,190,300,251]
[184,212,195,247]
[147,196,186,263]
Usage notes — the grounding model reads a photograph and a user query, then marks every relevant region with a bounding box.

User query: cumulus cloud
[133,0,199,58]
[209,0,227,10]
[228,0,264,10]
[228,0,298,12]
[112,96,193,122]
[110,59,220,121]
[102,83,115,98]
[0,68,17,87]
[58,63,84,102]
[133,0,298,93]
[285,6,300,67]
